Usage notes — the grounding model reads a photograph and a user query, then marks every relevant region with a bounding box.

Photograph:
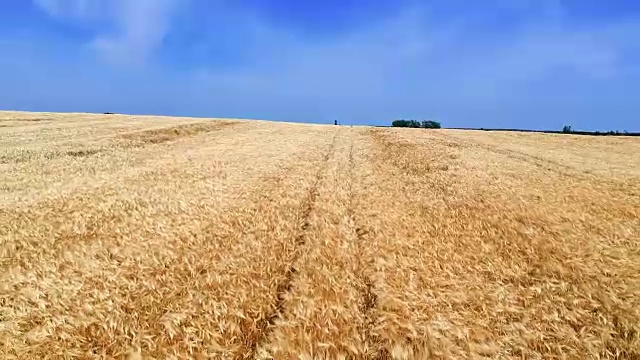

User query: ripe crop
[1,112,638,358]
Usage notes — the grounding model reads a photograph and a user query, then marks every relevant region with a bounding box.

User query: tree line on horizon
[391,119,442,129]
[562,125,637,136]
[388,120,636,136]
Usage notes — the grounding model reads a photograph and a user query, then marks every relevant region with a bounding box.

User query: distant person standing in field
[334,120,338,125]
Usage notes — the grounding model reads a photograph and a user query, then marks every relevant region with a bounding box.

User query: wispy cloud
[34,0,94,18]
[187,3,627,125]
[7,0,640,130]
[34,0,180,64]
[92,0,179,64]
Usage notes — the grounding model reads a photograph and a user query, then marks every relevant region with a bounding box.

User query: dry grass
[1,111,638,359]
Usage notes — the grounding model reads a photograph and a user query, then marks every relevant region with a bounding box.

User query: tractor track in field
[248,129,340,358]
[345,129,382,359]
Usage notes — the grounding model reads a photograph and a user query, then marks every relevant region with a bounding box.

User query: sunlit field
[1,111,639,358]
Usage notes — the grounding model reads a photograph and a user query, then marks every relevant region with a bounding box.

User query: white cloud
[34,0,94,17]
[192,5,619,96]
[33,0,180,64]
[92,0,179,64]
[17,0,640,129]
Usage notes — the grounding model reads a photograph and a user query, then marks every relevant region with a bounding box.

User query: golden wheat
[1,111,638,359]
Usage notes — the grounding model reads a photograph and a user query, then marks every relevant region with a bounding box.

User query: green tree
[422,120,441,129]
[407,120,421,128]
[392,120,409,127]
[392,119,422,128]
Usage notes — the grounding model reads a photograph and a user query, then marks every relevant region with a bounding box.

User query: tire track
[248,129,339,358]
[344,129,383,359]
[363,129,444,359]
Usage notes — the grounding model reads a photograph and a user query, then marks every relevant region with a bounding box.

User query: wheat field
[1,111,639,359]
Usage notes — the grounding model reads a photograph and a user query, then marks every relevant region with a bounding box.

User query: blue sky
[1,0,639,130]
